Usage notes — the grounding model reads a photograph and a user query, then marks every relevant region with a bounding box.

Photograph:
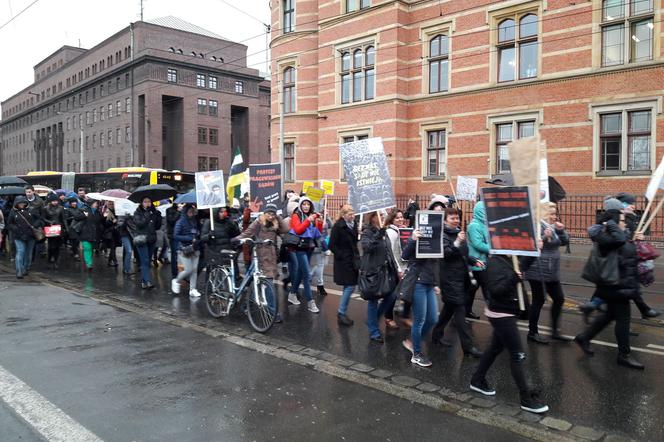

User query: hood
[428,194,449,210]
[14,196,28,208]
[472,201,486,223]
[286,196,300,216]
[298,197,314,215]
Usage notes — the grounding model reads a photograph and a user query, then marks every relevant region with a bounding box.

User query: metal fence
[325,194,664,242]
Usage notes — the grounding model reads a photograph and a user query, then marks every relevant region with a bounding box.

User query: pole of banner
[641,196,664,233]
[637,195,655,233]
[210,207,215,231]
[512,255,526,311]
[377,210,384,229]
[448,176,457,206]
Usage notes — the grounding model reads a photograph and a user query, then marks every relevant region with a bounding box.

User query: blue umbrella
[174,191,196,204]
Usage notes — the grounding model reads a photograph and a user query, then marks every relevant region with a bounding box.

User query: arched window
[169,47,175,52]
[283,67,296,114]
[341,46,375,103]
[497,14,538,82]
[429,35,449,93]
[353,49,363,69]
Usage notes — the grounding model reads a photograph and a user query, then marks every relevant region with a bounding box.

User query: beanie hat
[604,198,623,212]
[264,203,278,214]
[429,194,449,210]
[615,192,636,206]
[46,193,59,202]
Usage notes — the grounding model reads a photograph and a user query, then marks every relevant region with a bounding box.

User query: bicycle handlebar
[238,238,274,246]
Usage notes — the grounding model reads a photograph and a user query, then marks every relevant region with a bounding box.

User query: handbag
[282,232,312,249]
[359,264,395,300]
[635,240,660,261]
[18,211,44,241]
[396,264,419,304]
[133,234,148,246]
[581,244,620,286]
[44,225,62,237]
[180,243,196,257]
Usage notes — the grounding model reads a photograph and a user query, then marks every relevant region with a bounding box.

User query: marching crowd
[1,185,661,415]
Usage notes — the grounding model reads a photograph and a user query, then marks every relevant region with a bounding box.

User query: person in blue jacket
[466,201,490,318]
[172,204,201,297]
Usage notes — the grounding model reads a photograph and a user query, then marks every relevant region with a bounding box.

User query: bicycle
[204,238,278,333]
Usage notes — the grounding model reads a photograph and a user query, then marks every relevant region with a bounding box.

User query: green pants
[82,241,94,268]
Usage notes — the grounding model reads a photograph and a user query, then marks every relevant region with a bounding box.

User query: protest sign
[249,163,282,212]
[302,181,314,194]
[320,180,335,196]
[481,186,539,257]
[539,158,550,203]
[195,170,226,209]
[645,156,664,201]
[398,228,413,252]
[339,137,396,214]
[306,187,325,203]
[415,210,444,258]
[114,199,138,216]
[456,176,478,201]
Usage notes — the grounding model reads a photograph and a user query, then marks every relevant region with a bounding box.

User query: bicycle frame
[224,242,265,307]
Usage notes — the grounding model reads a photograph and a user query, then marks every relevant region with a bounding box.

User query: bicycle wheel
[247,278,277,333]
[204,266,231,318]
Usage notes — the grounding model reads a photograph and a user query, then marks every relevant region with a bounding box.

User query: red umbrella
[101,189,130,199]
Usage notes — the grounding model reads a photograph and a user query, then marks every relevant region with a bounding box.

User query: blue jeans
[14,239,35,276]
[411,283,439,354]
[136,243,155,284]
[289,250,313,302]
[338,285,355,316]
[121,235,133,273]
[367,291,397,338]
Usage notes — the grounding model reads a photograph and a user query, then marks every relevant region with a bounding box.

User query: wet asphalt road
[1,250,663,441]
[0,281,527,442]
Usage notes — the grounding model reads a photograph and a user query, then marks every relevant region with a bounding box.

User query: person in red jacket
[288,197,323,313]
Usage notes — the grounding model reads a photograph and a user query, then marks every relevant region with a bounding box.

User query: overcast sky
[0,0,271,103]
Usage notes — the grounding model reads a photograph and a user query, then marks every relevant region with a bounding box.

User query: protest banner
[481,186,539,257]
[302,181,314,194]
[195,170,227,210]
[539,158,550,203]
[508,135,545,234]
[398,228,413,252]
[339,137,396,214]
[320,180,335,196]
[249,163,282,212]
[638,156,664,232]
[306,187,325,203]
[114,199,138,216]
[415,210,444,258]
[456,176,478,201]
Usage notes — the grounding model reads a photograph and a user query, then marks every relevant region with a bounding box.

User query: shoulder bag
[133,234,148,246]
[396,263,419,304]
[581,244,620,286]
[18,212,44,242]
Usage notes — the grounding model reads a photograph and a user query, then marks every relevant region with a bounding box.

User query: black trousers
[472,316,529,397]
[47,236,61,263]
[527,280,564,335]
[578,298,631,354]
[432,302,474,351]
[633,294,653,316]
[466,270,489,314]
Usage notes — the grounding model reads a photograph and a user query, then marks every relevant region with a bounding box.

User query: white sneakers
[288,293,301,305]
[307,300,320,314]
[189,289,201,298]
[171,278,180,294]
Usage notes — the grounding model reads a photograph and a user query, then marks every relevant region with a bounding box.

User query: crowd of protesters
[2,184,660,415]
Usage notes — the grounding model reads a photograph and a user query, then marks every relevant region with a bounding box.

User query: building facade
[0,17,270,175]
[270,0,663,195]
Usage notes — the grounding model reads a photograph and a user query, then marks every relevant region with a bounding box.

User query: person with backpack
[329,205,359,326]
[7,196,41,278]
[467,201,490,319]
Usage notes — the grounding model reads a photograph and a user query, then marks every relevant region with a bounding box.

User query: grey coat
[524,222,569,282]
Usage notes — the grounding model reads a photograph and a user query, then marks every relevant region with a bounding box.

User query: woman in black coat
[131,197,162,289]
[431,208,482,358]
[42,194,67,267]
[75,199,103,271]
[329,204,359,326]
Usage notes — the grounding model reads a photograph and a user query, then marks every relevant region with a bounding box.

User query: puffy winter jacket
[42,204,67,234]
[467,202,489,272]
[174,215,200,250]
[201,214,241,255]
[7,198,41,241]
[74,207,103,243]
[438,225,471,305]
[132,206,162,244]
[524,222,569,282]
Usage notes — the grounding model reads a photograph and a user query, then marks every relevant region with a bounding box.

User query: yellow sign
[302,181,314,194]
[320,180,335,195]
[306,187,325,202]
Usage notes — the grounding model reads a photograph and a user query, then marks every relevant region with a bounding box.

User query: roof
[146,16,227,40]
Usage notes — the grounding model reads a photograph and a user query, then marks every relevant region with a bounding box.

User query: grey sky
[0,0,270,104]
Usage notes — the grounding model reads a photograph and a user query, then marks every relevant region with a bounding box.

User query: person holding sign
[431,208,483,358]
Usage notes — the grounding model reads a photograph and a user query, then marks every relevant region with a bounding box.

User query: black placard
[415,211,444,258]
[249,163,282,212]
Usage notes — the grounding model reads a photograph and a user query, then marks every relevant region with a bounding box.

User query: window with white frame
[340,45,375,104]
[601,0,654,67]
[209,100,218,116]
[494,119,536,174]
[198,98,207,114]
[167,68,177,83]
[235,81,244,94]
[283,67,296,113]
[346,0,370,13]
[196,74,206,88]
[208,76,217,89]
[426,129,447,178]
[284,142,295,182]
[283,0,294,34]
[497,13,538,82]
[429,35,449,93]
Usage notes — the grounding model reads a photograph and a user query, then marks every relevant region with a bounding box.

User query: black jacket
[486,255,534,315]
[438,225,471,305]
[201,216,241,255]
[75,207,103,243]
[524,222,569,282]
[131,206,162,244]
[166,206,181,240]
[64,206,83,240]
[7,205,40,241]
[360,225,390,271]
[401,238,438,286]
[42,204,67,235]
[329,219,359,286]
[589,220,639,300]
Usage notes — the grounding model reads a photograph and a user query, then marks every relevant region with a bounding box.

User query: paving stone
[603,435,632,442]
[540,417,573,432]
[391,375,420,388]
[470,397,496,408]
[493,405,521,417]
[332,358,355,367]
[451,393,472,402]
[517,411,542,423]
[301,347,322,357]
[318,352,338,362]
[266,338,291,348]
[350,363,374,373]
[369,369,393,379]
[570,426,605,441]
[286,344,305,352]
[416,382,441,393]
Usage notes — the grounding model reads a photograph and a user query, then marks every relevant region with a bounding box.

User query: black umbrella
[0,176,28,187]
[548,176,567,203]
[0,186,26,196]
[128,184,177,203]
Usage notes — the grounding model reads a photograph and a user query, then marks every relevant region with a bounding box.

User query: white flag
[645,156,664,201]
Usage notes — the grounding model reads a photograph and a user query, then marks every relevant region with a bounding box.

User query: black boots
[317,285,327,296]
[573,335,594,355]
[617,353,645,370]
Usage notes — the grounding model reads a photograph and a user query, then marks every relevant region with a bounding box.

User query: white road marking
[647,344,664,350]
[0,364,103,442]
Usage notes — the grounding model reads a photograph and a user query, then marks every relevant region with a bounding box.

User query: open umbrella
[0,176,28,187]
[101,189,130,199]
[128,184,177,203]
[548,176,567,203]
[54,189,68,195]
[174,191,196,204]
[33,185,53,197]
[0,186,26,196]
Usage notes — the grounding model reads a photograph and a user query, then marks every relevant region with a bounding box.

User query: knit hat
[604,197,623,212]
[429,194,449,210]
[46,193,59,202]
[264,203,278,214]
[65,196,78,203]
[615,192,636,206]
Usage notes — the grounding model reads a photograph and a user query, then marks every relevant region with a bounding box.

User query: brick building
[0,16,270,175]
[270,0,663,196]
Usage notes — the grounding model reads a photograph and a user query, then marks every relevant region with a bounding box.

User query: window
[108,130,113,146]
[93,108,98,123]
[198,99,207,114]
[66,118,71,131]
[601,0,654,66]
[100,132,105,148]
[100,106,105,121]
[426,130,447,177]
[494,120,536,173]
[341,45,375,104]
[235,81,244,94]
[209,100,218,116]
[167,68,178,83]
[86,112,91,125]
[208,76,217,89]
[125,126,131,142]
[116,100,121,115]
[283,67,296,113]
[346,0,370,12]
[283,0,294,34]
[284,142,295,182]
[116,128,121,144]
[198,157,208,171]
[209,157,219,170]
[196,74,206,88]
[126,98,131,113]
[497,13,538,82]
[209,128,218,145]
[198,127,207,144]
[429,35,449,93]
[85,136,89,150]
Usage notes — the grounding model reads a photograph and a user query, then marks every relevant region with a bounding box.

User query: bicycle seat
[219,249,238,259]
